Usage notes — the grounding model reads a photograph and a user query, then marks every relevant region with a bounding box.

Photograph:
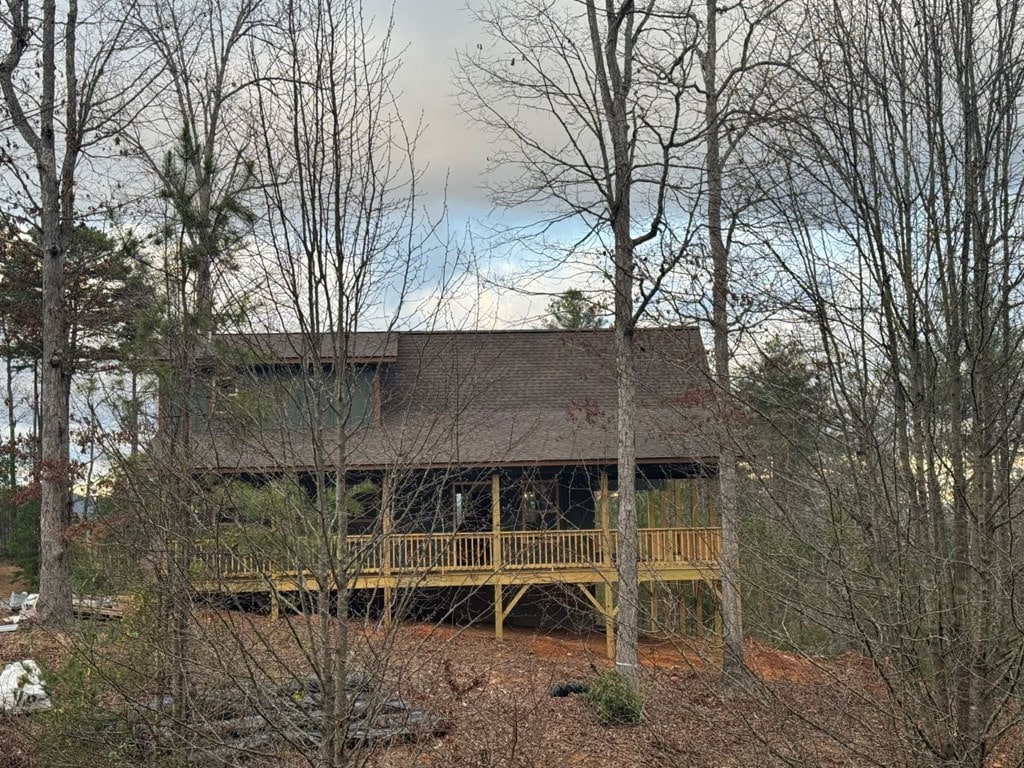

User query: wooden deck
[190,470,722,659]
[191,527,721,593]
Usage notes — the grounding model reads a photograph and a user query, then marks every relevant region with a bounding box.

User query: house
[185,327,723,655]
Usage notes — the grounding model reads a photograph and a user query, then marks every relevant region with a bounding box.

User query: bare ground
[0,562,29,605]
[2,590,1021,768]
[0,606,916,768]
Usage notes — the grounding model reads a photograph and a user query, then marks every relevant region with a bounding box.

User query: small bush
[586,670,643,725]
[6,492,40,587]
[34,649,137,768]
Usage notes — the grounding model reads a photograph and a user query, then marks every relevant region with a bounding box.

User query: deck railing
[192,527,721,582]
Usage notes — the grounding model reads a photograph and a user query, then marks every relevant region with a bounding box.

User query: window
[452,482,491,532]
[191,364,376,431]
[191,374,245,431]
[519,475,560,529]
[282,365,374,429]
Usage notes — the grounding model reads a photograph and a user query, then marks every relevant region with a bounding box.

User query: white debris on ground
[1,592,38,632]
[8,592,37,612]
[2,592,124,631]
[0,660,52,714]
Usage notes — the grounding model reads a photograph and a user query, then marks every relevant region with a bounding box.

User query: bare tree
[248,0,437,763]
[115,0,264,729]
[747,0,1024,762]
[0,0,137,625]
[459,0,707,690]
[1,217,20,501]
[679,0,792,679]
[703,0,744,678]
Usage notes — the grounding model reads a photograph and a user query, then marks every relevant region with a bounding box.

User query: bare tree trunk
[460,0,716,689]
[326,334,350,767]
[31,361,39,481]
[583,0,641,687]
[33,0,72,626]
[1,0,127,626]
[2,320,15,554]
[704,0,745,678]
[612,234,639,685]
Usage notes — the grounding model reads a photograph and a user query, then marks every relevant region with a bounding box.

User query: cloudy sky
[390,1,489,214]
[383,1,601,329]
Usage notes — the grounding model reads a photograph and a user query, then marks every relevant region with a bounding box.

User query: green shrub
[6,492,40,587]
[586,670,643,725]
[35,645,138,767]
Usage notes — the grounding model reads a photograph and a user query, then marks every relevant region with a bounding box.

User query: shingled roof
[188,327,718,472]
[197,331,398,363]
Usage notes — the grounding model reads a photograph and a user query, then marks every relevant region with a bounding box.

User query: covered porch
[191,469,723,657]
[192,468,720,655]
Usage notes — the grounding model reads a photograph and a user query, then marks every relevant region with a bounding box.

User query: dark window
[518,475,560,529]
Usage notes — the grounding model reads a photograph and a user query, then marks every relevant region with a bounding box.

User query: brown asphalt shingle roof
[189,327,718,472]
[200,331,397,363]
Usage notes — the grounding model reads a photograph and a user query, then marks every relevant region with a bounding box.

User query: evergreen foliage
[545,289,607,330]
[586,670,643,725]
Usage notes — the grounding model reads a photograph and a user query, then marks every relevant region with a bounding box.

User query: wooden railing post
[491,473,502,571]
[600,471,612,568]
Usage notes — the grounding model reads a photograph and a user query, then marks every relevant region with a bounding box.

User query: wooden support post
[599,471,614,659]
[600,471,612,569]
[270,588,280,621]
[382,471,394,627]
[604,580,615,660]
[713,579,723,641]
[492,473,503,642]
[575,583,615,657]
[495,582,504,642]
[492,473,502,571]
[695,580,704,639]
[651,580,659,634]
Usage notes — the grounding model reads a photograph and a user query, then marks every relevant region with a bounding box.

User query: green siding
[192,364,374,432]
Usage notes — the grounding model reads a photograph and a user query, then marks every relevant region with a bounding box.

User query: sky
[384,1,602,330]
[390,1,490,215]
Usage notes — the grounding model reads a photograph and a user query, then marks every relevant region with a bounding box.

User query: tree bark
[0,0,92,627]
[3,320,16,491]
[34,0,72,626]
[704,0,745,678]
[2,319,16,554]
[584,0,641,688]
[613,234,639,686]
